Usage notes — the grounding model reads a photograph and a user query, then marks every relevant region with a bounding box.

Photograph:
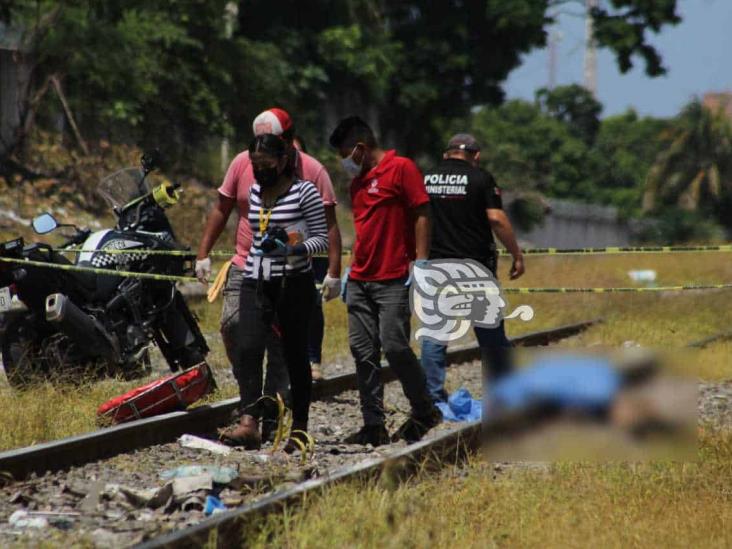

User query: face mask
[341,146,364,177]
[253,165,280,188]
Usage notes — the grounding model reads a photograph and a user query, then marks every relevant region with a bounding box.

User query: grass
[246,431,732,548]
[0,252,729,447]
[232,252,732,548]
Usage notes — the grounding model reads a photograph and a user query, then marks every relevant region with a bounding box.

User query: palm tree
[643,100,732,213]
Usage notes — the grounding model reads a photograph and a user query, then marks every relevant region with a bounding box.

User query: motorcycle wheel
[1,319,48,387]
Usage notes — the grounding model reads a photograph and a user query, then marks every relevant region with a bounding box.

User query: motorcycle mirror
[141,149,161,174]
[32,213,59,235]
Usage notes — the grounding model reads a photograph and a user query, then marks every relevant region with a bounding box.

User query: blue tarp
[488,355,621,414]
[438,355,622,422]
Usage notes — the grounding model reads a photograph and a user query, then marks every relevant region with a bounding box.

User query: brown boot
[219,414,262,449]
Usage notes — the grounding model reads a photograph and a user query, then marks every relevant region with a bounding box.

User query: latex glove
[321,274,341,302]
[405,259,429,286]
[195,257,211,284]
[341,267,351,303]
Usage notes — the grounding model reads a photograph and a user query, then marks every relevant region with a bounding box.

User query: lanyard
[258,205,274,235]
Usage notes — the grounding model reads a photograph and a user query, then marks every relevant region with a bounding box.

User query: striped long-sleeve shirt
[244,179,328,279]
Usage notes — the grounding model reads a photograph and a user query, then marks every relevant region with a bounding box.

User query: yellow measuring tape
[1,255,731,294]
[47,244,732,258]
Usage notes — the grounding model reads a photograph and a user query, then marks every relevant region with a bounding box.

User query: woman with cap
[220,133,328,451]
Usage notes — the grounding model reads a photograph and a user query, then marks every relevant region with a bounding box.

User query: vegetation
[467,87,732,240]
[2,1,680,167]
[246,435,732,547]
[1,251,730,450]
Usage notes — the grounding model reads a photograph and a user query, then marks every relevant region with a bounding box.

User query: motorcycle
[0,152,209,386]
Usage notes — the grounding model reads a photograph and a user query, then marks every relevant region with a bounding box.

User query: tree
[467,99,597,199]
[1,0,682,167]
[584,109,670,214]
[643,101,732,222]
[536,85,603,145]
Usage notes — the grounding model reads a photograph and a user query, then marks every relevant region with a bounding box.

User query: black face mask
[253,165,280,188]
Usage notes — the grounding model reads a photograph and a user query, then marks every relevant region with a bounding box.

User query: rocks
[0,360,484,546]
[699,380,732,429]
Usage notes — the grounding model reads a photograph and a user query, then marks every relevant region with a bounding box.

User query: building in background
[703,92,732,120]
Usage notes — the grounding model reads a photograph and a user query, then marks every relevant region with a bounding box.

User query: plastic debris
[179,434,232,456]
[160,465,239,485]
[116,482,173,509]
[181,496,206,512]
[628,270,657,283]
[8,510,48,529]
[171,474,213,497]
[436,388,482,422]
[204,495,227,516]
[8,510,79,529]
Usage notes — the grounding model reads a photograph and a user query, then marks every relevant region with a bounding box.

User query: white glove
[321,274,341,302]
[195,257,212,284]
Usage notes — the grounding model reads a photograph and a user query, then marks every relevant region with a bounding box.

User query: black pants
[235,274,315,424]
[346,278,434,426]
[307,257,328,364]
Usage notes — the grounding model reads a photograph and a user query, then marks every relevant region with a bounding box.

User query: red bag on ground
[97,363,215,424]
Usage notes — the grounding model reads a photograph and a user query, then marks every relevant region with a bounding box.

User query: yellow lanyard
[258,205,274,235]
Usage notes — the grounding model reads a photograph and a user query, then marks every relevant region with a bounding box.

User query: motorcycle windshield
[97,168,150,211]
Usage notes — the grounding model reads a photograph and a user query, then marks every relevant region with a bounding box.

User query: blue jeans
[420,321,512,403]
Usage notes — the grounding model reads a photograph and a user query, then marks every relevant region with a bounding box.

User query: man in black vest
[421,134,525,403]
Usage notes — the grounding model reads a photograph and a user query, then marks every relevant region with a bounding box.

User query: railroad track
[0,319,597,480]
[0,319,598,547]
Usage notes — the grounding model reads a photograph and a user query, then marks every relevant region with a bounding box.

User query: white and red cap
[252,108,293,136]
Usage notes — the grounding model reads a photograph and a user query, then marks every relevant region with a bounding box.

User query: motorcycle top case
[97,363,213,424]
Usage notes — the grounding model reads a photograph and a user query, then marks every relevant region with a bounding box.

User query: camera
[260,225,289,253]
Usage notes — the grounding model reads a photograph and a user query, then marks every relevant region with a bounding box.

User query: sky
[504,0,732,119]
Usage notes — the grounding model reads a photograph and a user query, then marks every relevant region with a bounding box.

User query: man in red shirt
[196,108,342,443]
[329,116,440,446]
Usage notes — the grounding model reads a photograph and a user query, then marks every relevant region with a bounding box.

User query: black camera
[260,225,289,253]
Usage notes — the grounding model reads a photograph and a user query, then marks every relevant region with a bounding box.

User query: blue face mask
[341,146,364,177]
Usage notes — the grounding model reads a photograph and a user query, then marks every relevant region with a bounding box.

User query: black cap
[446,133,481,153]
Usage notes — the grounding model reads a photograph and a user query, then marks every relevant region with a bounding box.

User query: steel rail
[0,319,598,480]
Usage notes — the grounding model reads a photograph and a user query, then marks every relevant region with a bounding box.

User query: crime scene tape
[499,245,732,256]
[0,256,197,284]
[502,283,732,294]
[48,244,732,258]
[1,256,731,294]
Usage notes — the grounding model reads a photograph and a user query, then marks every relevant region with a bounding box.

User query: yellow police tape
[50,244,732,258]
[1,255,731,294]
[0,256,198,284]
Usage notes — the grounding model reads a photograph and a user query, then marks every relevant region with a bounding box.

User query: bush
[637,209,726,244]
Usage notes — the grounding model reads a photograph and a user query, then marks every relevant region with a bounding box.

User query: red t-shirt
[349,150,429,281]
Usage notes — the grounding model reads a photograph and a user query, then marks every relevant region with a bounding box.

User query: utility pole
[584,0,599,97]
[548,27,562,90]
[221,2,239,174]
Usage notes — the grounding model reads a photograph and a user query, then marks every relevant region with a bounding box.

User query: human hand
[195,257,211,284]
[405,259,430,286]
[321,274,341,302]
[510,255,525,280]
